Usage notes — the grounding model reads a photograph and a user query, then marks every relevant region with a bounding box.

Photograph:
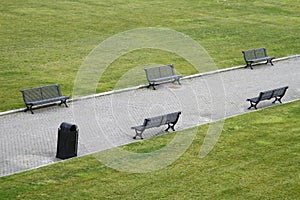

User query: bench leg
[245,62,253,70]
[272,96,282,104]
[177,79,181,85]
[172,78,181,85]
[24,105,34,114]
[248,102,258,110]
[59,100,69,107]
[173,78,181,85]
[147,83,157,90]
[133,130,144,140]
[63,100,69,107]
[165,123,176,132]
[265,59,274,66]
[249,63,253,70]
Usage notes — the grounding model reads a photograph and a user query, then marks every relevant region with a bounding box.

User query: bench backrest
[143,115,167,129]
[166,111,181,124]
[21,84,62,103]
[258,86,289,101]
[259,90,274,101]
[272,86,288,97]
[144,64,175,81]
[242,47,268,61]
[143,111,181,129]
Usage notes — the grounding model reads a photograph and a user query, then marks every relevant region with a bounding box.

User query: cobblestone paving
[1,56,300,177]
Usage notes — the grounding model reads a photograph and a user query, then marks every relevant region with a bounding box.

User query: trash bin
[56,122,78,159]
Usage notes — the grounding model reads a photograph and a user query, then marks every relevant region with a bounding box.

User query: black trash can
[56,122,78,159]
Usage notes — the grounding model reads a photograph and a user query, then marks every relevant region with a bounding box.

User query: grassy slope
[0,100,299,199]
[1,0,300,111]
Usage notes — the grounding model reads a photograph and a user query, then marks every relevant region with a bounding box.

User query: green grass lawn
[0,100,299,199]
[1,0,300,111]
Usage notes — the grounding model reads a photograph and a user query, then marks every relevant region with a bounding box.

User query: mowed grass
[1,0,300,111]
[0,100,299,199]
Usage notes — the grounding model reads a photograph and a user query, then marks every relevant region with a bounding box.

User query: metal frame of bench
[144,64,183,90]
[131,111,181,139]
[242,47,275,69]
[247,86,288,109]
[20,84,70,114]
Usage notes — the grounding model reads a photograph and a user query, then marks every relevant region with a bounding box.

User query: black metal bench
[20,84,70,114]
[131,111,181,139]
[144,64,183,90]
[247,86,288,109]
[242,47,275,69]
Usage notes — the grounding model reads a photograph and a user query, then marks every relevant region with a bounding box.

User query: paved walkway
[1,56,300,177]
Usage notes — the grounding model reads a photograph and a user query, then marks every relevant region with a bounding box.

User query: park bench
[242,47,275,69]
[131,111,181,139]
[247,86,288,109]
[21,84,70,114]
[144,64,183,89]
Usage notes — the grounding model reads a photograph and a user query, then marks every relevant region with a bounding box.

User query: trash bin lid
[60,122,77,131]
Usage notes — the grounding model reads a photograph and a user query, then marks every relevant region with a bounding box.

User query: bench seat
[247,56,275,63]
[26,96,69,106]
[151,75,182,83]
[131,125,146,132]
